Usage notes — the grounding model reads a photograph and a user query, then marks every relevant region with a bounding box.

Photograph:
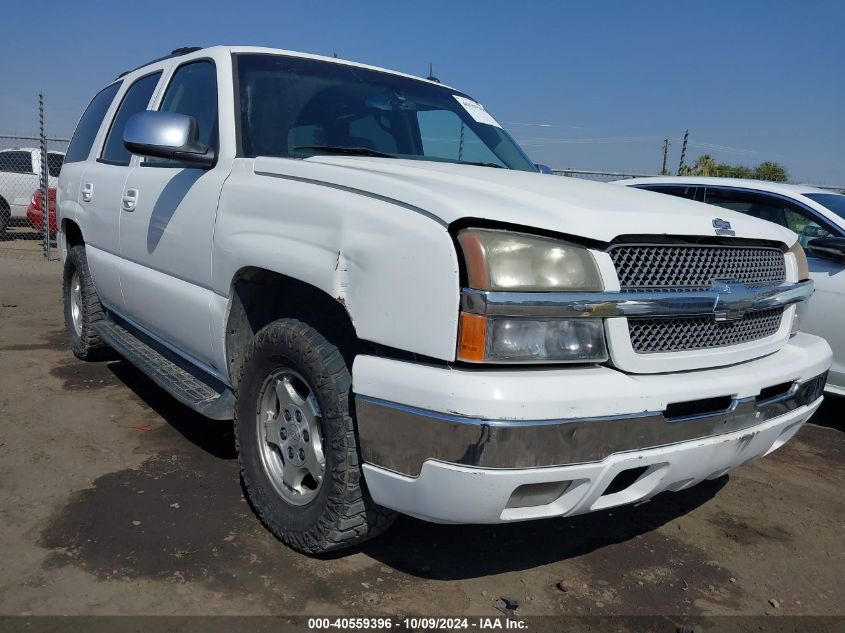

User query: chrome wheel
[70,271,83,337]
[256,368,326,506]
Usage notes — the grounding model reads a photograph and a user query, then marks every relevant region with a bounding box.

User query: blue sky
[2,0,843,184]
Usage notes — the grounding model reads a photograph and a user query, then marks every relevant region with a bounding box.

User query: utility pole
[39,93,50,260]
[677,129,689,175]
[661,138,670,175]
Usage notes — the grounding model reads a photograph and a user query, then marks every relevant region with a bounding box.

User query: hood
[252,156,798,246]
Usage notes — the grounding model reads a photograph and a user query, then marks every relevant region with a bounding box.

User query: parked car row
[56,45,831,554]
[0,148,63,235]
[27,187,57,233]
[612,177,845,395]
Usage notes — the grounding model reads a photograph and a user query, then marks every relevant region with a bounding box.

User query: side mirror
[123,111,215,168]
[535,164,554,175]
[807,237,845,263]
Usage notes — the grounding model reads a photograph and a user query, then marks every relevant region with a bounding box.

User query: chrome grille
[629,307,785,353]
[609,244,786,290]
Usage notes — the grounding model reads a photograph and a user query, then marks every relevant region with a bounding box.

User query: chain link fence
[551,168,657,182]
[0,134,69,257]
[0,95,69,260]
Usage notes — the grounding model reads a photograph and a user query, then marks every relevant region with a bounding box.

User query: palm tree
[753,161,789,182]
[692,154,718,176]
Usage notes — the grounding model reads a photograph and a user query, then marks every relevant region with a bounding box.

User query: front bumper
[361,400,821,523]
[352,332,831,523]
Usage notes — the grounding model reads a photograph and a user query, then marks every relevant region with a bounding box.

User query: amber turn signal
[457,312,488,362]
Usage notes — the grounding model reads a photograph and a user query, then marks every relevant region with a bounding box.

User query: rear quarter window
[0,150,34,173]
[47,153,64,177]
[64,82,121,164]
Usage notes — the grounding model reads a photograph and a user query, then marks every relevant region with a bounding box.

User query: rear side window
[0,150,34,173]
[637,184,699,201]
[100,72,162,165]
[704,188,835,247]
[47,153,64,177]
[65,82,121,163]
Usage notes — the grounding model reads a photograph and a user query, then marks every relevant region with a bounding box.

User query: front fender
[211,161,461,362]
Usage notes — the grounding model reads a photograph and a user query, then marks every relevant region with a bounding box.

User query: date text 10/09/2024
[307,618,529,630]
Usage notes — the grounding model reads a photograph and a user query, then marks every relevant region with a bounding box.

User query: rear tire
[62,244,112,360]
[0,201,9,236]
[235,318,395,554]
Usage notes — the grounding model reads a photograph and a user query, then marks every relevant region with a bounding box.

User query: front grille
[609,244,786,290]
[628,307,785,353]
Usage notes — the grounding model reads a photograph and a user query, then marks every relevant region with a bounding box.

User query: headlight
[456,228,607,363]
[457,228,603,291]
[788,241,809,280]
[458,313,609,364]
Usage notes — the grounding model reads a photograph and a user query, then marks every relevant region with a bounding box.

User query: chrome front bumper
[461,279,815,319]
[356,371,827,477]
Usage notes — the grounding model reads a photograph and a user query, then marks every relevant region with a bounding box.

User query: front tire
[235,318,395,554]
[62,244,112,360]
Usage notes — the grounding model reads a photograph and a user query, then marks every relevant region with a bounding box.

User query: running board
[94,319,234,420]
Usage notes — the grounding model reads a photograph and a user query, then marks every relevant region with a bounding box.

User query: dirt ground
[0,239,843,625]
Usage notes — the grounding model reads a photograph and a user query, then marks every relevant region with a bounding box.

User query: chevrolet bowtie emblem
[712,218,735,237]
[712,280,755,321]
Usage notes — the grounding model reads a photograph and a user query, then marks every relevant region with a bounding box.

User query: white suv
[57,46,831,554]
[0,147,64,234]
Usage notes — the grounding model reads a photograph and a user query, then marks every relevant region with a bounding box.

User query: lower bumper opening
[505,481,571,509]
[664,396,733,421]
[601,466,649,496]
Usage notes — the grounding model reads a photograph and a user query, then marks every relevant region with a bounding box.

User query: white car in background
[0,147,64,234]
[613,177,845,395]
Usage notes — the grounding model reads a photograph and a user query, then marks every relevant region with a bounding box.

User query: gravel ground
[0,242,843,628]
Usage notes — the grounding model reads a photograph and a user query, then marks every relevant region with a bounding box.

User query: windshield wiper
[294,145,396,159]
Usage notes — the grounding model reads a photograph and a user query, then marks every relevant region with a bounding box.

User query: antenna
[427,63,440,83]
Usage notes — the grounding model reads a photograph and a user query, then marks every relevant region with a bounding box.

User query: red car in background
[27,188,56,233]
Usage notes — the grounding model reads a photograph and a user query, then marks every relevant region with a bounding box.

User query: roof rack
[116,46,203,79]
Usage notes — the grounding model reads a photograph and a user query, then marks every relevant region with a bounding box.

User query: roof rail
[116,46,203,79]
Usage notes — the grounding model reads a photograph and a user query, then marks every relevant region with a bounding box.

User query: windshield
[234,53,537,172]
[804,193,845,223]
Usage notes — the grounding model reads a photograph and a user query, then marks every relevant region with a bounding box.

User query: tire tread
[63,245,113,360]
[235,318,394,554]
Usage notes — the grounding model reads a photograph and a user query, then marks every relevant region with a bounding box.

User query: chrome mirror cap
[123,110,215,167]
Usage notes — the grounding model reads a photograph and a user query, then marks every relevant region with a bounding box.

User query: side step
[94,319,235,420]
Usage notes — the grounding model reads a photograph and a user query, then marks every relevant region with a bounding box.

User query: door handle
[81,182,93,202]
[122,188,138,212]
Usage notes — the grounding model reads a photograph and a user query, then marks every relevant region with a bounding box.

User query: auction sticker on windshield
[453,95,502,128]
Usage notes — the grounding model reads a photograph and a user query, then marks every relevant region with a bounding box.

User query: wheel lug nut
[283,410,291,421]
[302,430,309,442]
[280,428,287,440]
[295,410,302,422]
[299,448,305,460]
[287,447,294,459]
